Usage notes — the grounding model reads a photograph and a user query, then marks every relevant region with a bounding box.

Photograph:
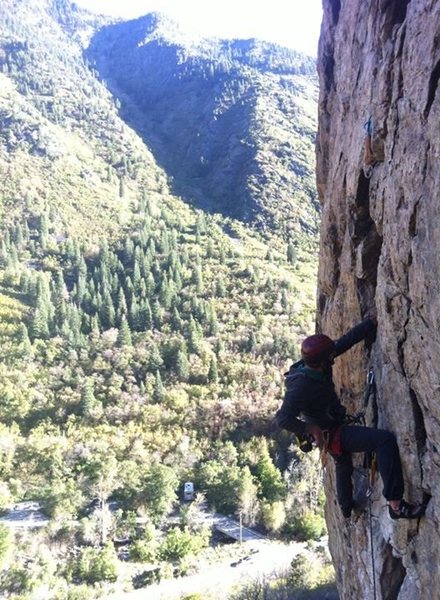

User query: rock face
[316,1,440,598]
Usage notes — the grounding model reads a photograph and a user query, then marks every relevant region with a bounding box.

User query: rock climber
[276,318,426,520]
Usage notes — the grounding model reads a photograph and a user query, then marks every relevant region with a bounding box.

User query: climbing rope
[367,486,377,600]
[363,367,378,600]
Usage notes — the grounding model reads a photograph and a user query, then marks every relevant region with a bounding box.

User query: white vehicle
[183,481,194,501]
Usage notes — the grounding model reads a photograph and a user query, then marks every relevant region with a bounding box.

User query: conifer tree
[148,342,164,372]
[215,338,225,356]
[139,299,153,330]
[215,276,226,297]
[117,288,128,318]
[119,176,126,198]
[117,316,132,346]
[246,330,257,352]
[152,370,165,404]
[68,304,83,344]
[187,317,203,354]
[170,306,182,332]
[23,220,30,243]
[206,238,215,258]
[19,271,31,296]
[39,213,49,250]
[0,240,8,264]
[160,230,170,254]
[32,296,50,339]
[175,343,190,382]
[124,238,134,264]
[159,275,172,309]
[80,378,98,417]
[53,270,68,328]
[207,303,219,335]
[287,241,297,265]
[207,354,218,383]
[133,258,142,295]
[76,257,87,304]
[151,299,163,330]
[145,273,155,298]
[129,297,140,330]
[17,323,32,355]
[100,290,115,329]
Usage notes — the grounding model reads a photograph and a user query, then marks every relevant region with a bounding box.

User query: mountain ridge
[86,11,319,233]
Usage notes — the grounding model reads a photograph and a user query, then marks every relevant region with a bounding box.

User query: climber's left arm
[334,318,377,357]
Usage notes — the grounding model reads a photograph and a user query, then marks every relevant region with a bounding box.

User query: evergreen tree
[76,257,87,304]
[124,238,134,264]
[152,371,165,404]
[53,270,68,328]
[215,276,226,297]
[18,271,31,296]
[32,292,51,339]
[80,378,98,417]
[117,287,128,317]
[145,273,155,298]
[117,316,132,346]
[133,258,142,294]
[139,299,153,330]
[206,238,215,258]
[40,213,49,250]
[23,220,30,243]
[191,263,203,293]
[214,338,225,356]
[187,317,203,354]
[129,297,140,330]
[148,342,164,372]
[246,330,257,352]
[0,240,8,264]
[151,299,163,330]
[159,275,172,309]
[207,354,218,383]
[175,343,190,382]
[281,289,289,310]
[119,176,126,198]
[17,323,32,355]
[207,303,219,335]
[287,241,297,265]
[170,306,182,332]
[68,304,83,345]
[100,290,115,329]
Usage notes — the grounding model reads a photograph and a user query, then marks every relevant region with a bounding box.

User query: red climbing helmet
[301,334,335,366]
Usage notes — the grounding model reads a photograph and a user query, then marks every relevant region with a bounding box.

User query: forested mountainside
[86,12,319,233]
[0,0,326,597]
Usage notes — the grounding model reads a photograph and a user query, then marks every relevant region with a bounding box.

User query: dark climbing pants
[334,426,404,512]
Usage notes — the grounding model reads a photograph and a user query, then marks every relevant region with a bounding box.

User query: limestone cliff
[316,1,440,598]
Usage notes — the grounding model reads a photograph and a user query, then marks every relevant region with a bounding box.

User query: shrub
[75,544,118,584]
[287,510,326,542]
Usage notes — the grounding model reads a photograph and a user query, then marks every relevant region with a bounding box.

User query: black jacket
[276,319,376,436]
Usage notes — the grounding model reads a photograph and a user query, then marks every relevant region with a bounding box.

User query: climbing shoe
[388,500,426,520]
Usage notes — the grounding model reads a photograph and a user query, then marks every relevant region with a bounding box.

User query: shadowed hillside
[86,12,319,236]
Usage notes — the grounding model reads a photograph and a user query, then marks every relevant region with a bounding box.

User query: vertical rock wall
[316,1,440,598]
